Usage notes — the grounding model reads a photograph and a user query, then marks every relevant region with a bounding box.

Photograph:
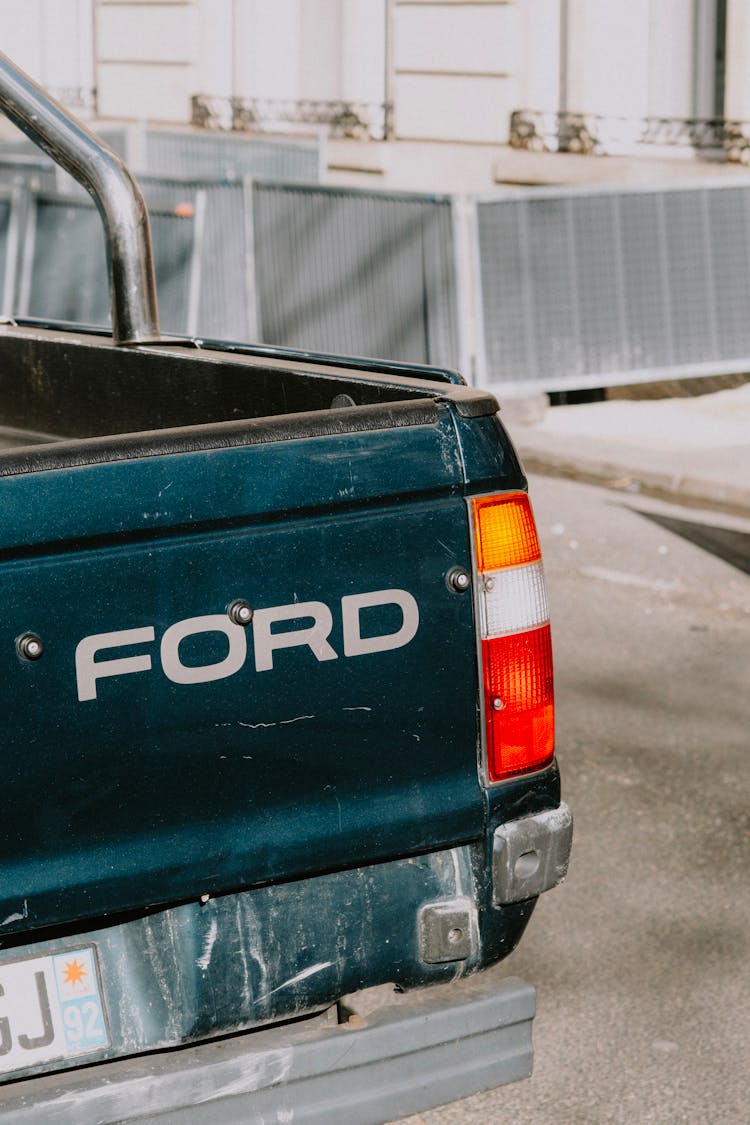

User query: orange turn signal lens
[472,493,541,573]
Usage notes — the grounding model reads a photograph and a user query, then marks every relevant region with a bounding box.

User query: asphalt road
[400,474,750,1125]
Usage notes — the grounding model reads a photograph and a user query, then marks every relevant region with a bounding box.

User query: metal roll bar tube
[0,50,160,345]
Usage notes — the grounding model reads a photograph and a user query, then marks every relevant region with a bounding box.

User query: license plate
[0,946,109,1076]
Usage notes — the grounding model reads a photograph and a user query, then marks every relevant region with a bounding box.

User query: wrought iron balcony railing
[191,95,393,141]
[49,86,97,114]
[510,109,750,162]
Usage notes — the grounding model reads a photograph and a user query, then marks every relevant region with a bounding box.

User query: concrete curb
[514,438,750,518]
[502,383,750,519]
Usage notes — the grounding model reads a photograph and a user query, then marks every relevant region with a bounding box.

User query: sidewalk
[502,382,750,518]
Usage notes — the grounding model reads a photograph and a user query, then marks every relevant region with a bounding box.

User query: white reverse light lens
[478,561,550,639]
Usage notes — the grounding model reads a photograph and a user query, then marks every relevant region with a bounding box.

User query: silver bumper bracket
[493,802,574,905]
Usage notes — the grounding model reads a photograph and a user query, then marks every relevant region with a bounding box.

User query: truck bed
[0,323,492,466]
[0,319,571,1109]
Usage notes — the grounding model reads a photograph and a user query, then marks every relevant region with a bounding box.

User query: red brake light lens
[481,627,555,780]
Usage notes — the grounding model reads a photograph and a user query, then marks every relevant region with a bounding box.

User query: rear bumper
[0,974,535,1124]
[0,795,571,1112]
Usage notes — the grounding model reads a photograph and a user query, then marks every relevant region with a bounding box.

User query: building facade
[3,1,750,160]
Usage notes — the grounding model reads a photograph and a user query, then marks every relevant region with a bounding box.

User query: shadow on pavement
[630,509,750,575]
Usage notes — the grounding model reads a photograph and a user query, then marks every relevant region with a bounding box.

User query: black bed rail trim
[10,316,466,385]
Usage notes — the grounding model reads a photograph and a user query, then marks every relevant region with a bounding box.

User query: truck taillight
[472,493,554,782]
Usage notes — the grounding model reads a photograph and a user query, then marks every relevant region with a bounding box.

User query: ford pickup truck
[0,53,572,1123]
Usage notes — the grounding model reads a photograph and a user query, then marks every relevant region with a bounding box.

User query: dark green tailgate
[0,411,484,933]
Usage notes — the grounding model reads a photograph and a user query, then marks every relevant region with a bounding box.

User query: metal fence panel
[527,196,579,380]
[2,172,250,343]
[250,182,460,368]
[18,194,198,334]
[476,180,750,393]
[665,190,716,365]
[0,194,11,313]
[570,193,624,375]
[139,176,253,342]
[143,129,322,183]
[617,192,671,373]
[0,185,24,316]
[708,187,750,358]
[0,157,58,193]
